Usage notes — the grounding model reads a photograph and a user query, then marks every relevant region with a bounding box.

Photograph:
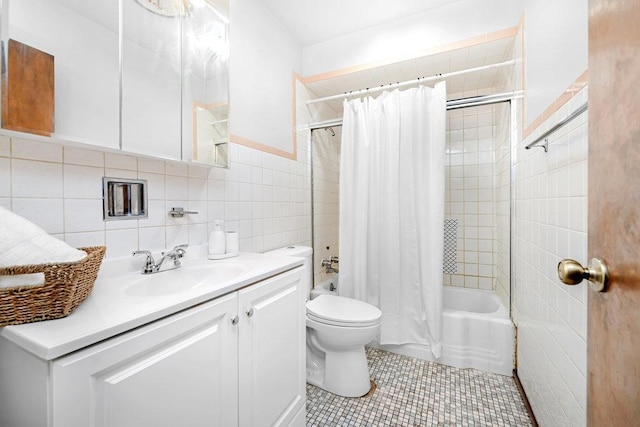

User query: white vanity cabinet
[0,266,305,427]
[52,293,239,427]
[238,269,307,426]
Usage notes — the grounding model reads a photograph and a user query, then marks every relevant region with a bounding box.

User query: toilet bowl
[306,294,382,397]
[265,246,382,398]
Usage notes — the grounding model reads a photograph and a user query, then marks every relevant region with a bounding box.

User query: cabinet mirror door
[1,0,119,148]
[182,0,229,167]
[121,0,182,160]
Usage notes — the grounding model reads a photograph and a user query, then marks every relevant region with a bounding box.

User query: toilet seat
[306,295,382,327]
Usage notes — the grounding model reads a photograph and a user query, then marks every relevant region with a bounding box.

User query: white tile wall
[297,78,342,286]
[444,104,500,292]
[312,128,340,286]
[513,87,588,427]
[494,102,511,311]
[0,135,311,260]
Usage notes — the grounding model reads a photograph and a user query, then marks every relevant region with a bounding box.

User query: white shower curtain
[339,82,446,358]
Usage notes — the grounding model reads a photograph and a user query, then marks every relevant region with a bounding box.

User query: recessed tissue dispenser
[103,177,148,221]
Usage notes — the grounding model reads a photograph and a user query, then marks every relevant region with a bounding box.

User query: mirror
[193,102,229,167]
[182,0,230,167]
[121,0,182,159]
[0,0,229,167]
[2,0,120,148]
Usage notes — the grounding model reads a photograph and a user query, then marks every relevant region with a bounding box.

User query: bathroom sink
[123,261,247,297]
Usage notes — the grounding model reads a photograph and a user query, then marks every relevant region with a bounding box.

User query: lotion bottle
[208,220,226,257]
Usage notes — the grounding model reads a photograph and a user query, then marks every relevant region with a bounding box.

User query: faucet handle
[133,249,153,260]
[330,256,339,264]
[171,243,188,257]
[133,250,156,273]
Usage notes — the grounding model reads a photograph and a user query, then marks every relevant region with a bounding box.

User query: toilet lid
[306,295,382,326]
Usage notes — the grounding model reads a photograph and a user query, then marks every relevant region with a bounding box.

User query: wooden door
[588,0,640,424]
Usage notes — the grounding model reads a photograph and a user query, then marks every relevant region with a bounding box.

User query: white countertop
[0,249,304,360]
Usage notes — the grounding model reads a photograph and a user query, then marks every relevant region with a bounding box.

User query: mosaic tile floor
[306,347,532,427]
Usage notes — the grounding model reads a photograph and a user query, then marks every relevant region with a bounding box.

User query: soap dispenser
[208,220,226,258]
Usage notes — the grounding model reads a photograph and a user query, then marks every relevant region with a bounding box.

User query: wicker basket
[0,246,106,327]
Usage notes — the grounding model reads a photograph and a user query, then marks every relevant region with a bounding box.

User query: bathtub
[376,286,514,376]
[316,279,514,376]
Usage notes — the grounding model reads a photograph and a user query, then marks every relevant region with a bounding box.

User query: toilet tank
[265,246,312,296]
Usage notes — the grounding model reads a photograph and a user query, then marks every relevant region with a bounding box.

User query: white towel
[0,206,87,288]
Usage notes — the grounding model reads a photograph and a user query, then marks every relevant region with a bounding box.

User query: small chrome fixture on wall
[103,177,148,221]
[321,256,339,274]
[168,207,199,218]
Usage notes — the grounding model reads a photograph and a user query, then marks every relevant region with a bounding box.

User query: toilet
[265,246,382,398]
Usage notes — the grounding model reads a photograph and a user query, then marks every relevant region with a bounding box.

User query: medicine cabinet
[0,0,229,168]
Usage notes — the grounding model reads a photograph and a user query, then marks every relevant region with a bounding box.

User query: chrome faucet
[321,257,339,274]
[133,244,188,274]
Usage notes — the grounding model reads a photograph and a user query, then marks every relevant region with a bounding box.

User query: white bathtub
[376,286,514,376]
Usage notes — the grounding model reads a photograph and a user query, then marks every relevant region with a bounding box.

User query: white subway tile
[0,136,10,157]
[165,176,188,200]
[12,159,63,198]
[225,201,239,221]
[166,224,189,248]
[137,172,165,201]
[105,168,137,180]
[13,198,64,234]
[64,165,103,199]
[239,182,255,202]
[188,164,210,179]
[0,158,10,197]
[138,226,166,252]
[64,146,104,167]
[64,199,104,233]
[105,152,137,170]
[207,201,225,222]
[12,138,62,162]
[188,178,208,201]
[64,231,105,249]
[141,200,166,227]
[138,157,165,174]
[208,179,225,201]
[238,164,251,183]
[105,228,138,259]
[165,161,188,177]
[188,223,208,246]
[187,201,207,224]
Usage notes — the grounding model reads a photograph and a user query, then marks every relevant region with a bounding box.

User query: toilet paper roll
[225,231,239,254]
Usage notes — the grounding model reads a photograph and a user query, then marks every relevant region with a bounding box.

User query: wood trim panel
[523,70,588,139]
[1,39,55,136]
[230,133,296,161]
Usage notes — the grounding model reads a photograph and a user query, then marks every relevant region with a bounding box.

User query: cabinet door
[52,294,238,427]
[238,267,306,427]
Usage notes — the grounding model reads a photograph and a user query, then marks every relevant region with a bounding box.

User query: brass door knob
[557,258,609,292]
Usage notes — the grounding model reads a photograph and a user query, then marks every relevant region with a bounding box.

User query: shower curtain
[339,82,446,358]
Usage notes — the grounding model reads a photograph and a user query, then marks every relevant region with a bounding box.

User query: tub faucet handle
[321,258,339,274]
[330,256,339,263]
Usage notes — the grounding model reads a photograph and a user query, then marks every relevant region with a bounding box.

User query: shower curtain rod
[307,91,523,131]
[306,60,515,105]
